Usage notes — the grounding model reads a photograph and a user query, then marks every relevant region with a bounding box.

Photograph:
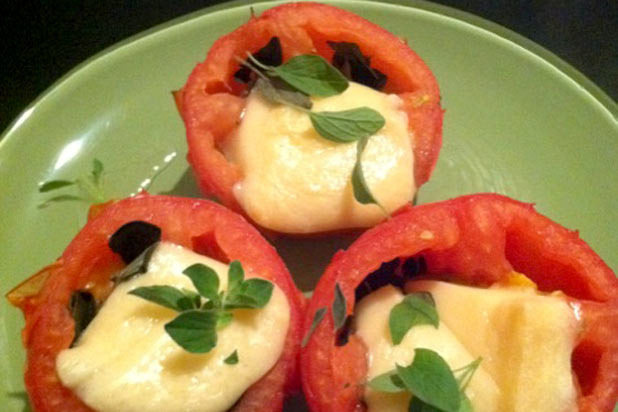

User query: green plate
[1,1,616,410]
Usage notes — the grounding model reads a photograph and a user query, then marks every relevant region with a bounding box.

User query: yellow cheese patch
[227,82,414,234]
[56,242,290,412]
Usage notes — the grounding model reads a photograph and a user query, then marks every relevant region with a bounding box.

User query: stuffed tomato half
[7,194,305,412]
[301,194,618,412]
[177,2,443,234]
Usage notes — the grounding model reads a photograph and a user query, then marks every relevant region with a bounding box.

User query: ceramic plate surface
[1,0,616,410]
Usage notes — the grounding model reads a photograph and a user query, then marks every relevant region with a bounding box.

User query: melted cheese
[56,242,290,412]
[228,82,414,234]
[406,281,578,412]
[355,286,500,412]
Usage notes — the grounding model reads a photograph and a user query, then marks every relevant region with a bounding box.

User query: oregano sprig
[129,261,274,353]
[240,53,387,208]
[368,349,483,412]
[388,291,439,345]
[38,159,106,208]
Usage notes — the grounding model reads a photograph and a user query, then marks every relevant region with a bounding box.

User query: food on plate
[300,194,618,412]
[7,194,305,412]
[176,2,443,234]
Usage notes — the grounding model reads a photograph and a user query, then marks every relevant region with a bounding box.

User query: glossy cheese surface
[56,242,290,412]
[355,282,579,412]
[228,82,414,233]
[406,280,578,412]
[355,286,499,412]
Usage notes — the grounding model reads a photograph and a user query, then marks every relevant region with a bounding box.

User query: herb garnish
[332,283,347,331]
[240,52,386,208]
[389,291,439,345]
[129,261,274,353]
[38,159,106,208]
[224,350,239,365]
[302,307,327,348]
[368,349,483,412]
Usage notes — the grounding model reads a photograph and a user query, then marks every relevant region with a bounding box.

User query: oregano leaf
[224,349,239,365]
[129,285,195,312]
[164,310,218,353]
[351,136,380,205]
[389,292,439,345]
[271,54,348,97]
[302,307,327,347]
[182,263,220,303]
[332,283,347,331]
[38,180,75,193]
[255,77,313,109]
[309,107,385,143]
[367,371,406,393]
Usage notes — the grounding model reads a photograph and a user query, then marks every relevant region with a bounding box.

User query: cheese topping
[355,282,579,412]
[56,242,290,412]
[227,82,414,233]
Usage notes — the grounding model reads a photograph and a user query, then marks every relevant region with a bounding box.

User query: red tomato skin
[15,194,305,412]
[301,193,618,412]
[180,2,443,218]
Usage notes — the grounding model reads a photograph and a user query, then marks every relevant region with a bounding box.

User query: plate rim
[1,0,616,145]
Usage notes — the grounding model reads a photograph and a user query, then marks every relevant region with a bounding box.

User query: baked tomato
[7,194,305,412]
[177,2,442,232]
[300,194,618,412]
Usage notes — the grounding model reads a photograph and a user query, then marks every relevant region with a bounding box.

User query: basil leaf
[183,263,220,303]
[302,307,327,347]
[37,194,84,208]
[91,158,104,184]
[367,371,406,393]
[129,285,195,312]
[389,292,439,345]
[227,260,244,293]
[39,180,75,193]
[310,107,385,143]
[396,349,461,412]
[332,283,347,331]
[224,350,239,365]
[255,77,313,109]
[351,136,380,205]
[164,310,218,353]
[272,54,348,97]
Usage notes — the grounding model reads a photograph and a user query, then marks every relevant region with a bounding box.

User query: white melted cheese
[355,286,499,412]
[355,282,579,412]
[56,242,290,412]
[227,82,414,234]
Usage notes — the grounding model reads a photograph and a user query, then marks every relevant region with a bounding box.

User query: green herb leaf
[302,307,327,347]
[367,371,406,393]
[39,180,75,193]
[91,159,104,184]
[332,283,347,331]
[255,77,313,109]
[224,350,239,365]
[217,311,234,330]
[408,396,443,412]
[271,54,348,97]
[183,264,220,303]
[129,285,195,312]
[454,357,482,392]
[224,278,274,309]
[310,107,385,143]
[351,136,383,207]
[37,194,85,208]
[164,310,218,353]
[389,292,439,345]
[181,288,203,309]
[396,348,461,412]
[456,395,474,412]
[227,260,244,293]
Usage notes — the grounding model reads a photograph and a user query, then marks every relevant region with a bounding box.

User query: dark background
[1,0,616,133]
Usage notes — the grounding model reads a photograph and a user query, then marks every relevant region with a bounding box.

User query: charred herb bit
[401,255,427,280]
[328,41,387,91]
[234,37,283,84]
[112,243,159,284]
[69,291,98,346]
[108,221,162,264]
[354,258,401,303]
